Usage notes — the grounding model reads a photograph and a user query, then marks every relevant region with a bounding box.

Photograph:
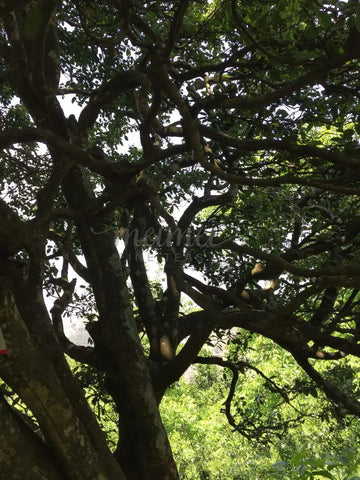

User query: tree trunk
[0,393,69,480]
[0,275,126,480]
[62,166,179,479]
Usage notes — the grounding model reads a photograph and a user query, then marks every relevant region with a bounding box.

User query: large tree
[1,1,360,478]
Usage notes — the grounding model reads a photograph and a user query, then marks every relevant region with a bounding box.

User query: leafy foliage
[161,351,360,480]
[1,1,360,479]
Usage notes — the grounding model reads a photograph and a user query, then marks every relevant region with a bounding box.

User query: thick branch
[199,124,360,171]
[178,187,237,233]
[164,0,190,57]
[77,70,148,134]
[214,239,360,279]
[193,50,360,114]
[293,353,360,416]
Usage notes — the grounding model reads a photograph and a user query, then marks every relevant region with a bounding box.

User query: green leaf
[317,11,332,29]
[354,123,360,135]
[271,461,289,470]
[311,469,336,480]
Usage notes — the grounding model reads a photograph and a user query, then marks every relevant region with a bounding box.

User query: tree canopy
[1,1,360,479]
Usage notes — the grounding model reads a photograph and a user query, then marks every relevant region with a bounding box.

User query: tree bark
[0,275,126,480]
[62,165,179,479]
[0,393,69,480]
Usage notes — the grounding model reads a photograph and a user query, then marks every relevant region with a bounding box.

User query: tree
[1,1,360,478]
